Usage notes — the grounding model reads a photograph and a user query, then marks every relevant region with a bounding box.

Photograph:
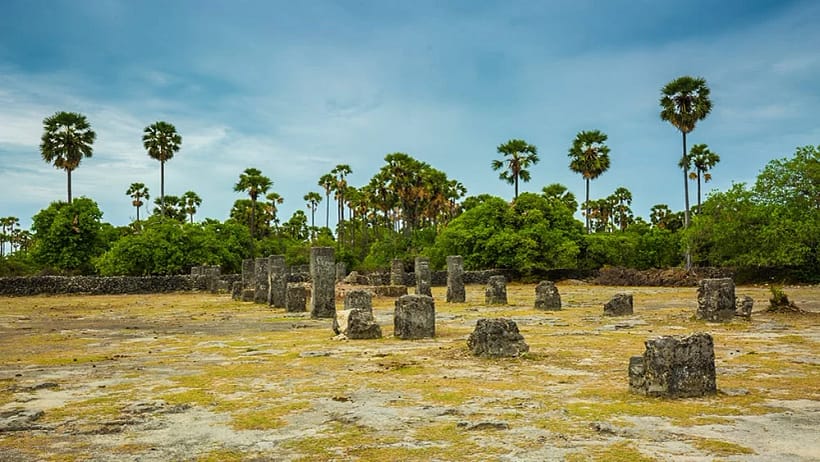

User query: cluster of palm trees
[0,216,31,256]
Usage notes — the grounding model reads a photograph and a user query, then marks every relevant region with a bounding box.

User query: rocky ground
[0,283,818,461]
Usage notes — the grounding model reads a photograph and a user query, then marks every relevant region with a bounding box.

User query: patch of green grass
[228,401,310,430]
[566,441,655,462]
[691,437,755,456]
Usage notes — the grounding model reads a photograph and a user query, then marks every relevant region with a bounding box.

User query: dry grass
[0,283,818,461]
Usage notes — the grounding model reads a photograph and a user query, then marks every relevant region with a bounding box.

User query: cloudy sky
[1,0,818,230]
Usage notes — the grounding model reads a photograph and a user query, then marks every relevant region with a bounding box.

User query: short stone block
[604,293,633,316]
[372,285,408,297]
[467,318,529,357]
[735,295,753,320]
[240,288,255,302]
[231,281,243,301]
[414,257,432,297]
[534,281,561,310]
[390,259,405,286]
[697,278,735,322]
[394,294,435,339]
[446,255,466,303]
[286,285,308,313]
[629,332,716,398]
[484,275,507,305]
[333,308,382,340]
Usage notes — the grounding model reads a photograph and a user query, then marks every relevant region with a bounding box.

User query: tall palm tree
[0,216,18,257]
[234,167,272,238]
[40,111,96,204]
[686,143,720,213]
[492,139,539,200]
[331,164,352,222]
[660,76,712,230]
[568,130,611,233]
[143,121,182,216]
[304,191,322,238]
[611,187,633,231]
[318,173,335,230]
[182,191,202,223]
[126,183,150,223]
[265,192,284,229]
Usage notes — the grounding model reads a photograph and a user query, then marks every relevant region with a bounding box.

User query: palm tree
[610,187,633,231]
[126,183,150,223]
[331,164,352,222]
[568,130,611,233]
[182,191,202,223]
[234,167,272,238]
[143,121,182,216]
[660,76,712,232]
[40,111,96,203]
[318,173,335,230]
[0,216,18,257]
[304,191,322,238]
[492,139,539,200]
[686,143,720,213]
[264,192,284,229]
[542,183,578,213]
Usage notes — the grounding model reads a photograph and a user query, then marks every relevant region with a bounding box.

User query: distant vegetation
[1,77,818,281]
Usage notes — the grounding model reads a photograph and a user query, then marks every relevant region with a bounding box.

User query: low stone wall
[594,267,734,287]
[0,275,217,296]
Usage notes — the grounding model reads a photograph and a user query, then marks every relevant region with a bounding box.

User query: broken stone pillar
[485,275,507,305]
[231,281,242,301]
[241,288,255,302]
[604,293,633,316]
[268,255,287,308]
[394,294,435,339]
[310,247,336,319]
[254,257,270,304]
[372,285,408,297]
[336,262,347,283]
[446,255,466,303]
[697,278,736,322]
[286,284,308,313]
[206,265,221,293]
[629,333,717,398]
[467,318,529,357]
[735,295,754,320]
[534,281,561,310]
[390,259,405,286]
[242,258,255,289]
[414,257,432,297]
[333,289,381,339]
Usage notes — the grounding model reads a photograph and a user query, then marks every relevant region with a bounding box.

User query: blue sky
[1,0,818,231]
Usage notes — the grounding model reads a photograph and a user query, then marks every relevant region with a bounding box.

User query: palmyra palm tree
[182,191,202,223]
[40,111,96,203]
[686,143,720,213]
[265,192,284,229]
[126,183,150,223]
[568,130,611,233]
[304,191,322,238]
[492,139,539,200]
[331,164,352,222]
[234,168,272,238]
[143,121,182,216]
[318,173,335,230]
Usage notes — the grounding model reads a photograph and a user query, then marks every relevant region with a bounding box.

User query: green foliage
[30,198,108,274]
[579,226,682,270]
[431,193,583,274]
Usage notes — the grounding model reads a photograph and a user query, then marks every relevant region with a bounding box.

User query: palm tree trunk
[325,193,330,229]
[67,169,72,204]
[136,205,140,223]
[585,178,590,233]
[250,198,257,239]
[697,170,702,214]
[160,160,166,216]
[514,175,519,200]
[682,131,691,270]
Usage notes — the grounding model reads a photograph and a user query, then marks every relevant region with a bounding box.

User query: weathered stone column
[335,262,347,283]
[467,318,529,357]
[604,293,633,316]
[534,281,561,310]
[286,284,308,312]
[414,257,432,297]
[446,255,465,303]
[394,294,435,339]
[333,289,381,339]
[629,333,716,398]
[310,247,336,318]
[390,259,405,286]
[269,255,287,308]
[231,281,243,301]
[485,275,507,305]
[242,259,255,289]
[735,295,754,320]
[253,257,270,304]
[697,278,735,322]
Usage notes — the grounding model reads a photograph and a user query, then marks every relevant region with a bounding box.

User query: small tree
[126,183,150,223]
[182,191,202,223]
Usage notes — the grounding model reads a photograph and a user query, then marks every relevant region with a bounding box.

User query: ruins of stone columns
[268,255,287,308]
[286,284,308,312]
[310,247,336,318]
[446,255,465,303]
[394,294,435,339]
[485,275,507,305]
[242,258,255,290]
[735,295,754,320]
[333,289,381,339]
[414,257,432,297]
[534,281,561,310]
[629,333,716,398]
[697,278,736,322]
[467,318,529,357]
[604,293,633,316]
[335,262,347,283]
[390,259,405,286]
[254,257,270,304]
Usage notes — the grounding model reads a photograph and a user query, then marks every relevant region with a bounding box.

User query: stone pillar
[735,295,754,320]
[484,275,507,305]
[286,284,308,312]
[335,262,347,283]
[231,281,243,301]
[390,259,405,286]
[697,278,736,322]
[254,257,270,304]
[310,247,336,318]
[333,289,381,339]
[446,255,465,303]
[343,289,373,313]
[604,293,633,316]
[242,259,255,289]
[414,257,432,297]
[394,294,435,339]
[534,281,561,310]
[467,318,529,357]
[269,255,287,308]
[206,265,221,293]
[629,333,716,398]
